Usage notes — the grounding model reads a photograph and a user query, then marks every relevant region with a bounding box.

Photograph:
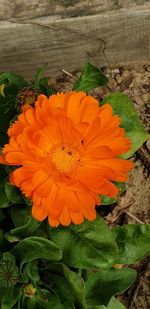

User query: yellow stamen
[51,145,80,174]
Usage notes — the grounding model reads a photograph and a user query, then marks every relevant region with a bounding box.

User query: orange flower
[0,92,133,227]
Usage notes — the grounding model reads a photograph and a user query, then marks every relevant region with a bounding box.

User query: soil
[51,64,150,309]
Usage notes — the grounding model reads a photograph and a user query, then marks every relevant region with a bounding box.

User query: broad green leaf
[63,265,85,304]
[35,290,64,309]
[10,206,41,238]
[0,230,9,251]
[24,260,40,283]
[26,297,36,309]
[101,182,126,205]
[2,252,16,263]
[44,262,64,276]
[42,272,74,304]
[0,188,9,208]
[92,297,126,309]
[5,182,22,204]
[73,63,108,92]
[113,224,150,264]
[103,297,126,309]
[10,216,41,239]
[50,215,118,269]
[11,236,62,269]
[0,72,27,88]
[1,286,20,309]
[63,301,75,309]
[11,206,29,227]
[101,93,148,158]
[85,268,136,306]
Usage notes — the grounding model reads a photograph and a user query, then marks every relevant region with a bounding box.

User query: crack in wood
[1,18,110,67]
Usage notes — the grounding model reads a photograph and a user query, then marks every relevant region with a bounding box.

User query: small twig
[60,69,76,80]
[127,259,150,309]
[124,210,144,224]
[128,283,141,309]
[106,202,133,224]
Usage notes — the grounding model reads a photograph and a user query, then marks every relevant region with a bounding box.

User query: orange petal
[98,179,119,198]
[5,152,30,165]
[48,215,60,227]
[32,204,47,222]
[35,177,53,197]
[65,92,86,124]
[101,159,133,181]
[80,95,99,123]
[85,145,115,159]
[98,104,113,130]
[83,117,101,146]
[70,211,84,225]
[77,190,97,221]
[59,206,71,226]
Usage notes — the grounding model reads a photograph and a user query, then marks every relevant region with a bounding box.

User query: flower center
[51,145,80,174]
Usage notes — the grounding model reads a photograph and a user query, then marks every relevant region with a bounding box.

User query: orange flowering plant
[0,64,149,309]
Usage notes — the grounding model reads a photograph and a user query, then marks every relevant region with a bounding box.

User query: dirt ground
[51,64,150,309]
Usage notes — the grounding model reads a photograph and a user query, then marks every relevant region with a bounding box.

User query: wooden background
[0,0,150,79]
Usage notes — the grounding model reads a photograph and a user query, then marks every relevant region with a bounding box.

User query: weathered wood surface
[0,1,150,79]
[1,0,150,21]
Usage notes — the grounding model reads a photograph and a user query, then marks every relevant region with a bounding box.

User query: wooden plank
[0,0,150,21]
[0,7,150,79]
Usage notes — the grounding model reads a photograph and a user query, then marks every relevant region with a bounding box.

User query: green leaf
[92,297,126,309]
[50,215,118,269]
[113,224,150,264]
[34,65,56,96]
[11,236,62,269]
[0,72,27,88]
[2,252,16,263]
[26,297,36,309]
[42,272,74,304]
[24,260,40,284]
[85,268,136,306]
[73,63,108,92]
[0,230,9,251]
[5,182,23,204]
[10,206,28,227]
[63,301,75,309]
[1,286,20,309]
[4,232,20,243]
[10,216,41,239]
[34,65,47,87]
[35,290,64,309]
[10,206,41,239]
[63,265,85,304]
[101,93,148,158]
[0,188,9,208]
[101,182,126,205]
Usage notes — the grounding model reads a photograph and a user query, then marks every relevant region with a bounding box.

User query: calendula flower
[0,92,133,227]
